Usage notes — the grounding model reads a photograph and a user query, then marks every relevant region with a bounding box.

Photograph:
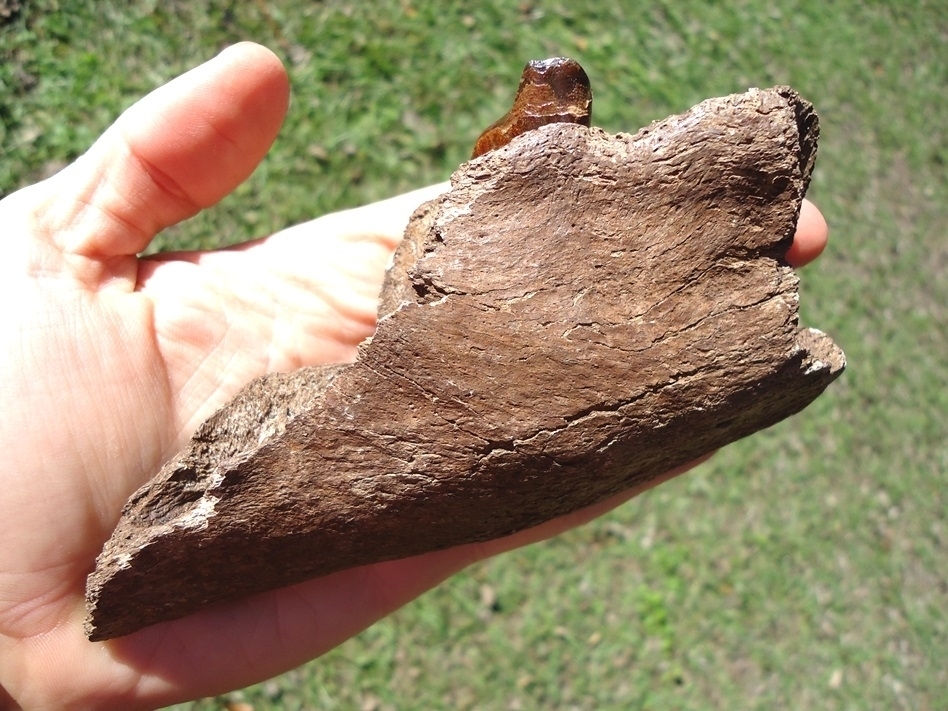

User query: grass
[2,0,946,708]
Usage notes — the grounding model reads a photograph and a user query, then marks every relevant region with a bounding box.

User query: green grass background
[2,1,946,708]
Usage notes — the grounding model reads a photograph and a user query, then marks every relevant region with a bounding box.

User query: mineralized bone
[85,86,844,641]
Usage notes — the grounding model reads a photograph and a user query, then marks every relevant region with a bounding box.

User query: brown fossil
[85,79,844,641]
[472,56,592,158]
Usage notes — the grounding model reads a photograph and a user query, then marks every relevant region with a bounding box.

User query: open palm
[0,43,827,710]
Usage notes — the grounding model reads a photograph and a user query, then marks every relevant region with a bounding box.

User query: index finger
[786,198,828,267]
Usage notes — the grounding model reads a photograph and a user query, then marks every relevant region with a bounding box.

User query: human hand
[0,42,828,710]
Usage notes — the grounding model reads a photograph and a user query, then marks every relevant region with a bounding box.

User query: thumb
[35,42,289,259]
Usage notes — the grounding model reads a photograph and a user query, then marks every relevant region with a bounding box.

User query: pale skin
[0,43,829,710]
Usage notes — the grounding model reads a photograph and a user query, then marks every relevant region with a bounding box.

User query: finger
[785,198,828,267]
[38,42,289,258]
